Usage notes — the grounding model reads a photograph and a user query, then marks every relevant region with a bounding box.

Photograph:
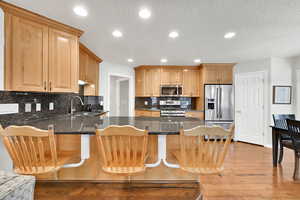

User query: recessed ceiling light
[194,59,201,63]
[160,58,168,63]
[224,32,236,39]
[127,58,134,63]
[73,6,88,17]
[169,31,179,39]
[139,8,151,19]
[112,30,123,38]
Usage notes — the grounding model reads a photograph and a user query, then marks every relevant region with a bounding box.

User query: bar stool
[0,125,76,175]
[173,124,234,175]
[95,125,148,174]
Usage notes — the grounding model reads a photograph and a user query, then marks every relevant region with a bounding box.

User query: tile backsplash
[0,91,103,127]
[135,97,197,110]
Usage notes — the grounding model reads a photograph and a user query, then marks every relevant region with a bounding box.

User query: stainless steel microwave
[160,85,183,96]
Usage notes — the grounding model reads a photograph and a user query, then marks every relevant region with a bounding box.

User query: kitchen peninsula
[2,114,232,181]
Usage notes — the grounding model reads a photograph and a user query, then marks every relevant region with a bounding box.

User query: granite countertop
[135,108,204,112]
[6,114,233,135]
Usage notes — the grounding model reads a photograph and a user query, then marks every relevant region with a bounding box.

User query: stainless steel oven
[159,100,186,117]
[160,85,182,96]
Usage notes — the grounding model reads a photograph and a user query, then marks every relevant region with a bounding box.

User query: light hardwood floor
[35,140,300,200]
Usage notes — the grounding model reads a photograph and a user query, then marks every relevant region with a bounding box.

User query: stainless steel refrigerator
[205,84,234,121]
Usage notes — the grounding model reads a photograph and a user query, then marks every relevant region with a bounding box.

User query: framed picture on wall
[272,86,292,104]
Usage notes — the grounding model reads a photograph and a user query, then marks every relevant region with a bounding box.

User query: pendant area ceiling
[5,0,300,65]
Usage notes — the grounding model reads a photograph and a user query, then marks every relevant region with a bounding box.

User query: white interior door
[235,72,265,145]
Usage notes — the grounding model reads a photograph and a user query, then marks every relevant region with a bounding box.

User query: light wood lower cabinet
[185,111,204,120]
[135,110,160,117]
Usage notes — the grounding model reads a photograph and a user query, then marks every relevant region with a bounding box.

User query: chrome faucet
[71,96,84,115]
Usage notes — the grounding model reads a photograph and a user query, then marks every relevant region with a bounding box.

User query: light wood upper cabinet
[5,15,48,92]
[145,68,161,96]
[152,68,161,96]
[2,1,83,93]
[219,67,233,84]
[161,68,182,85]
[79,49,88,81]
[202,64,234,84]
[79,43,102,96]
[183,70,200,97]
[48,28,79,93]
[135,69,145,97]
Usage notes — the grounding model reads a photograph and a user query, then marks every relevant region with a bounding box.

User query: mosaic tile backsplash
[0,91,103,127]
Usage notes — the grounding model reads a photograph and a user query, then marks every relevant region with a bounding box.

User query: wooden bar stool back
[175,124,234,175]
[0,125,64,175]
[96,125,148,174]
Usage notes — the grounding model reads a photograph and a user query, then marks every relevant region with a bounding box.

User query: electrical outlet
[25,103,31,112]
[49,102,54,111]
[36,103,41,112]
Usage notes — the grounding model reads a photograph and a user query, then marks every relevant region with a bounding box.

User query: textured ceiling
[5,0,300,66]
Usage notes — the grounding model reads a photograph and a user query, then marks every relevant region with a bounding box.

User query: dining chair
[272,114,295,164]
[173,124,234,175]
[95,125,148,174]
[0,125,75,175]
[286,119,300,180]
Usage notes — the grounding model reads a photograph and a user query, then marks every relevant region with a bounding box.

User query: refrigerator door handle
[219,87,222,119]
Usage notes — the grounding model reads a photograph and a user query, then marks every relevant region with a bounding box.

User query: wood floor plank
[35,182,202,200]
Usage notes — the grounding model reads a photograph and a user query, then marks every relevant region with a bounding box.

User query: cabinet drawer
[185,112,204,120]
[151,111,160,117]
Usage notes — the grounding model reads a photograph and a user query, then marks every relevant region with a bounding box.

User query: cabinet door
[161,69,182,85]
[88,58,100,95]
[6,15,48,92]
[145,68,161,96]
[84,57,99,96]
[219,67,233,84]
[144,69,153,96]
[135,69,145,97]
[79,50,88,81]
[185,112,204,120]
[152,68,161,96]
[151,111,160,117]
[170,70,182,85]
[183,70,192,96]
[161,68,171,84]
[203,66,220,84]
[48,28,79,93]
[183,70,200,97]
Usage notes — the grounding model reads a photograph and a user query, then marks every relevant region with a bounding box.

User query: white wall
[119,80,129,116]
[109,76,118,116]
[234,58,271,146]
[99,61,135,116]
[234,57,295,147]
[290,56,300,117]
[270,57,294,117]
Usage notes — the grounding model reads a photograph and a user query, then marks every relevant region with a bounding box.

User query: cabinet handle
[44,81,47,91]
[49,82,52,91]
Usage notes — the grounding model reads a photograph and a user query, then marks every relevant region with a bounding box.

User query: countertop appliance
[159,100,185,117]
[160,85,183,96]
[205,84,233,121]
